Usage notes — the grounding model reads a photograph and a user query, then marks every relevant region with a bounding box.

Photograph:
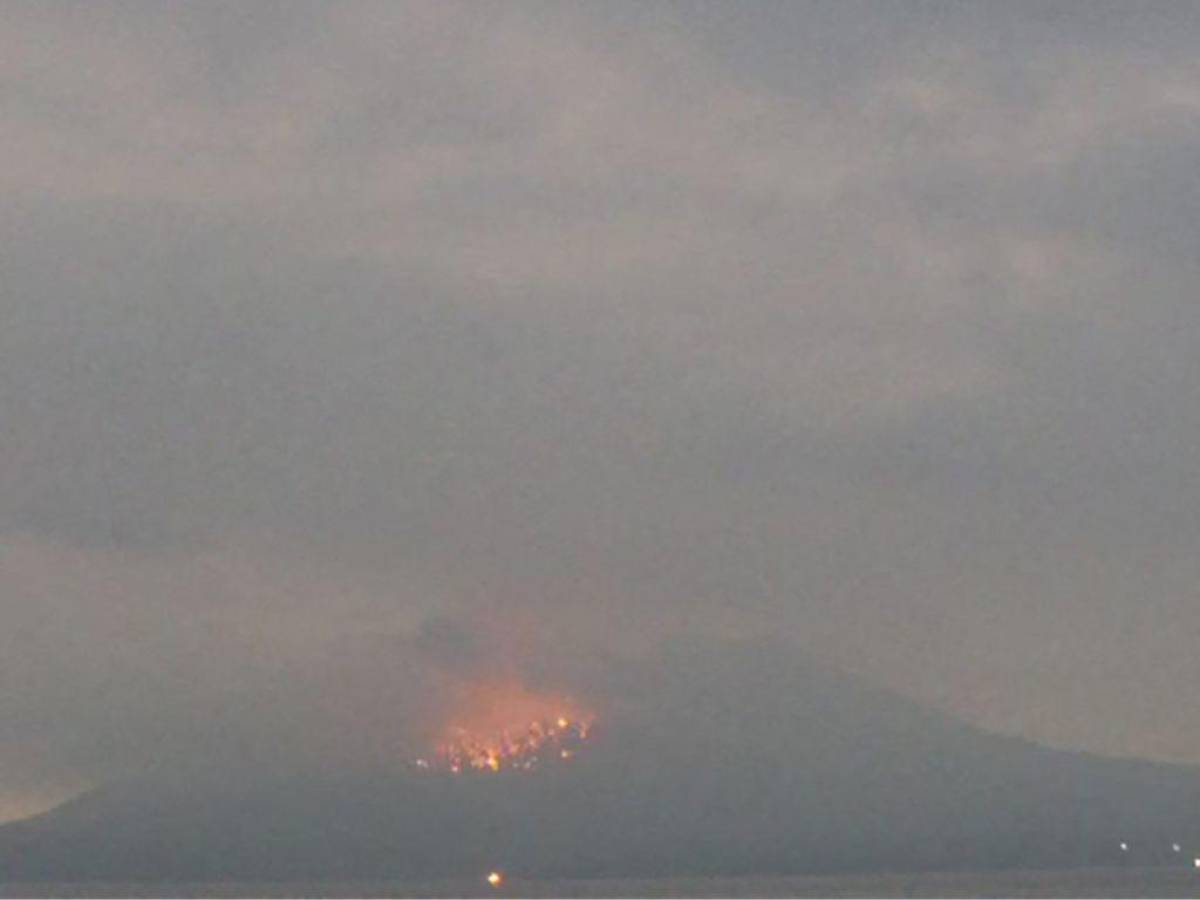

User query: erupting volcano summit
[420,713,594,773]
[413,681,596,774]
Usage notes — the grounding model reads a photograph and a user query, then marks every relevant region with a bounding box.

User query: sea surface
[2,868,1199,898]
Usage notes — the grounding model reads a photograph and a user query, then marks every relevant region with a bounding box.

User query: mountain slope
[3,640,1198,880]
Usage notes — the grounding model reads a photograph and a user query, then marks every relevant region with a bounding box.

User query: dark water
[3,868,1199,898]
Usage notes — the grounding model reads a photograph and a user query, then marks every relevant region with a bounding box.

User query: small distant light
[560,749,572,759]
[1119,842,1129,852]
[487,871,504,887]
[1193,858,1200,870]
[557,716,570,729]
[1173,843,1182,853]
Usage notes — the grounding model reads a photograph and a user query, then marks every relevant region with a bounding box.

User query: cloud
[3,1,1200,819]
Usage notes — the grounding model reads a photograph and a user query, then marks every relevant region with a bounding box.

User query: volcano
[2,639,1198,881]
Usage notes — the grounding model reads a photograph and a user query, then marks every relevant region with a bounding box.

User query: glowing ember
[486,871,504,887]
[429,713,594,773]
[414,682,596,774]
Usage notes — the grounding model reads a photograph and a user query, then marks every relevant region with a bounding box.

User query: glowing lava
[415,681,595,774]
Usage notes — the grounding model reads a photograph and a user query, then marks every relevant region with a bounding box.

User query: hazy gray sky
[3,0,1200,822]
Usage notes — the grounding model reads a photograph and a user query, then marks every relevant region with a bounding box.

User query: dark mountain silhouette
[3,640,1198,881]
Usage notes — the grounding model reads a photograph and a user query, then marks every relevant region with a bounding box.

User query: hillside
[2,641,1197,880]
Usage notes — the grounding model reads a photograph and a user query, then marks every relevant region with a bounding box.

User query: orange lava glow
[415,681,595,774]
